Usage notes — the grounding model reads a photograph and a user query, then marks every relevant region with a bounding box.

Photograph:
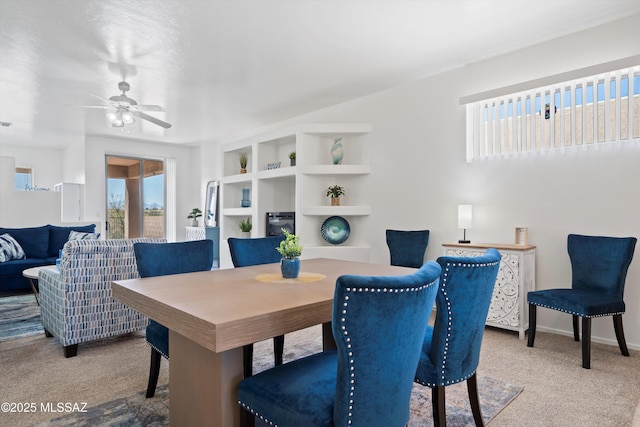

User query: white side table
[22,265,57,306]
[442,243,536,339]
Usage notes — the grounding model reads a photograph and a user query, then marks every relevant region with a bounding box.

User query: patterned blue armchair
[133,240,214,398]
[237,261,441,427]
[527,234,636,369]
[414,248,501,427]
[228,235,285,378]
[38,238,166,357]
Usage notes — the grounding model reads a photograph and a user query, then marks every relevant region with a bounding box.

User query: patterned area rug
[0,294,43,342]
[38,326,523,426]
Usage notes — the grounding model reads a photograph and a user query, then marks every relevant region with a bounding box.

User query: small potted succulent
[276,229,303,278]
[289,151,296,167]
[187,208,203,226]
[326,185,345,206]
[238,217,252,236]
[239,152,248,174]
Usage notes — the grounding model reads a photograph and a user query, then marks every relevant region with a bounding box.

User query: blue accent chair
[133,240,214,398]
[227,235,286,378]
[527,234,636,369]
[386,229,430,268]
[237,261,441,427]
[414,248,501,427]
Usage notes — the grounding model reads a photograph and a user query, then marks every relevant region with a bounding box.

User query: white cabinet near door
[442,243,536,339]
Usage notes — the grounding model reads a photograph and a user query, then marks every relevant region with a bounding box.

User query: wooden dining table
[112,257,414,427]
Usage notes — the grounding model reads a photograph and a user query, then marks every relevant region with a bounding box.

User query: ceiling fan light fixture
[106,111,118,122]
[121,110,134,124]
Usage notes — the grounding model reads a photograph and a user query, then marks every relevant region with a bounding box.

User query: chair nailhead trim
[527,302,624,318]
[237,402,278,426]
[343,278,438,425]
[146,341,169,359]
[416,260,499,387]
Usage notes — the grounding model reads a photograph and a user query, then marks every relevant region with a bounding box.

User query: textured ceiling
[1,0,639,149]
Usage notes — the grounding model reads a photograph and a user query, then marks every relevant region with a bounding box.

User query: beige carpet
[1,322,639,426]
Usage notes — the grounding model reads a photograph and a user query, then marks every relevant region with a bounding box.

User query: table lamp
[458,204,472,243]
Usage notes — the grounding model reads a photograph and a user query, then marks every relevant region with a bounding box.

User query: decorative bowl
[321,216,350,245]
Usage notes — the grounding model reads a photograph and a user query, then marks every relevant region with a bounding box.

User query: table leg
[29,278,40,306]
[169,331,243,427]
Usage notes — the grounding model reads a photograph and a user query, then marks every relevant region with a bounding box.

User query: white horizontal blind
[465,65,640,162]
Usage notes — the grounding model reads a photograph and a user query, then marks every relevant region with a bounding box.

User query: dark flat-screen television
[266,212,295,237]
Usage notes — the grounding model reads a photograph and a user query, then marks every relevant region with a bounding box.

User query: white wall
[215,15,640,348]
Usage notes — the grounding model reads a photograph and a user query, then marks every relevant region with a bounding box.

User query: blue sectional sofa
[0,224,96,292]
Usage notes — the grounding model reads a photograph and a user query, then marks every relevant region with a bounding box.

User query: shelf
[300,123,372,135]
[257,167,296,180]
[301,206,371,216]
[302,165,371,175]
[302,246,371,262]
[222,173,253,184]
[222,208,252,216]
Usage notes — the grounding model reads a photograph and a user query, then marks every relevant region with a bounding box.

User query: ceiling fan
[87,81,172,129]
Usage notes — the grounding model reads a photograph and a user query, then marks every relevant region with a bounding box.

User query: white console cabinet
[442,243,536,339]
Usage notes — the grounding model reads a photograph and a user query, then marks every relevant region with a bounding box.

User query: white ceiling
[1,0,639,149]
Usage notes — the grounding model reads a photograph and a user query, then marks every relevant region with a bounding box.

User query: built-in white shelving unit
[219,123,372,269]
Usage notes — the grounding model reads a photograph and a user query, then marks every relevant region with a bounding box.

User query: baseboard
[535,325,640,351]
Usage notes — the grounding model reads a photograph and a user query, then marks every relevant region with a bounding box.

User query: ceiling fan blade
[88,93,114,106]
[132,111,172,129]
[131,104,165,112]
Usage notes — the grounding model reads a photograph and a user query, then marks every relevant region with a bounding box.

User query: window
[464,61,639,161]
[15,167,32,190]
[105,156,165,239]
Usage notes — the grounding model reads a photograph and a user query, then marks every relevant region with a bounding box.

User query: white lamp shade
[458,205,472,229]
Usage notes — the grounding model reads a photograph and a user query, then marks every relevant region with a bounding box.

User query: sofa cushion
[0,233,26,262]
[0,257,50,276]
[0,225,50,259]
[48,224,96,257]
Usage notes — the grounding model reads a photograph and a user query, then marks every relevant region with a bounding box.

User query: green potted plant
[289,151,296,167]
[326,185,345,206]
[187,208,203,226]
[238,217,252,236]
[239,152,248,173]
[276,229,303,278]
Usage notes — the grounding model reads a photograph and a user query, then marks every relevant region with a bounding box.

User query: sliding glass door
[106,156,165,239]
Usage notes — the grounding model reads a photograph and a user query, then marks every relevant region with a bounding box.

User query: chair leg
[527,304,536,347]
[572,315,580,341]
[613,314,630,357]
[44,328,53,338]
[581,317,591,369]
[467,373,485,426]
[146,348,162,398]
[63,344,78,358]
[240,407,256,427]
[243,344,254,378]
[432,386,446,427]
[273,334,284,366]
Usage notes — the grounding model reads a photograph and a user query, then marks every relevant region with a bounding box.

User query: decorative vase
[281,257,300,279]
[290,158,296,167]
[191,219,199,227]
[331,197,340,206]
[331,137,343,165]
[240,168,247,174]
[241,188,251,207]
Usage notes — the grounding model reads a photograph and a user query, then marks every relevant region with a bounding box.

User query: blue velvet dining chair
[414,248,501,427]
[527,234,637,369]
[227,235,286,378]
[386,229,430,268]
[237,261,442,427]
[133,239,214,398]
